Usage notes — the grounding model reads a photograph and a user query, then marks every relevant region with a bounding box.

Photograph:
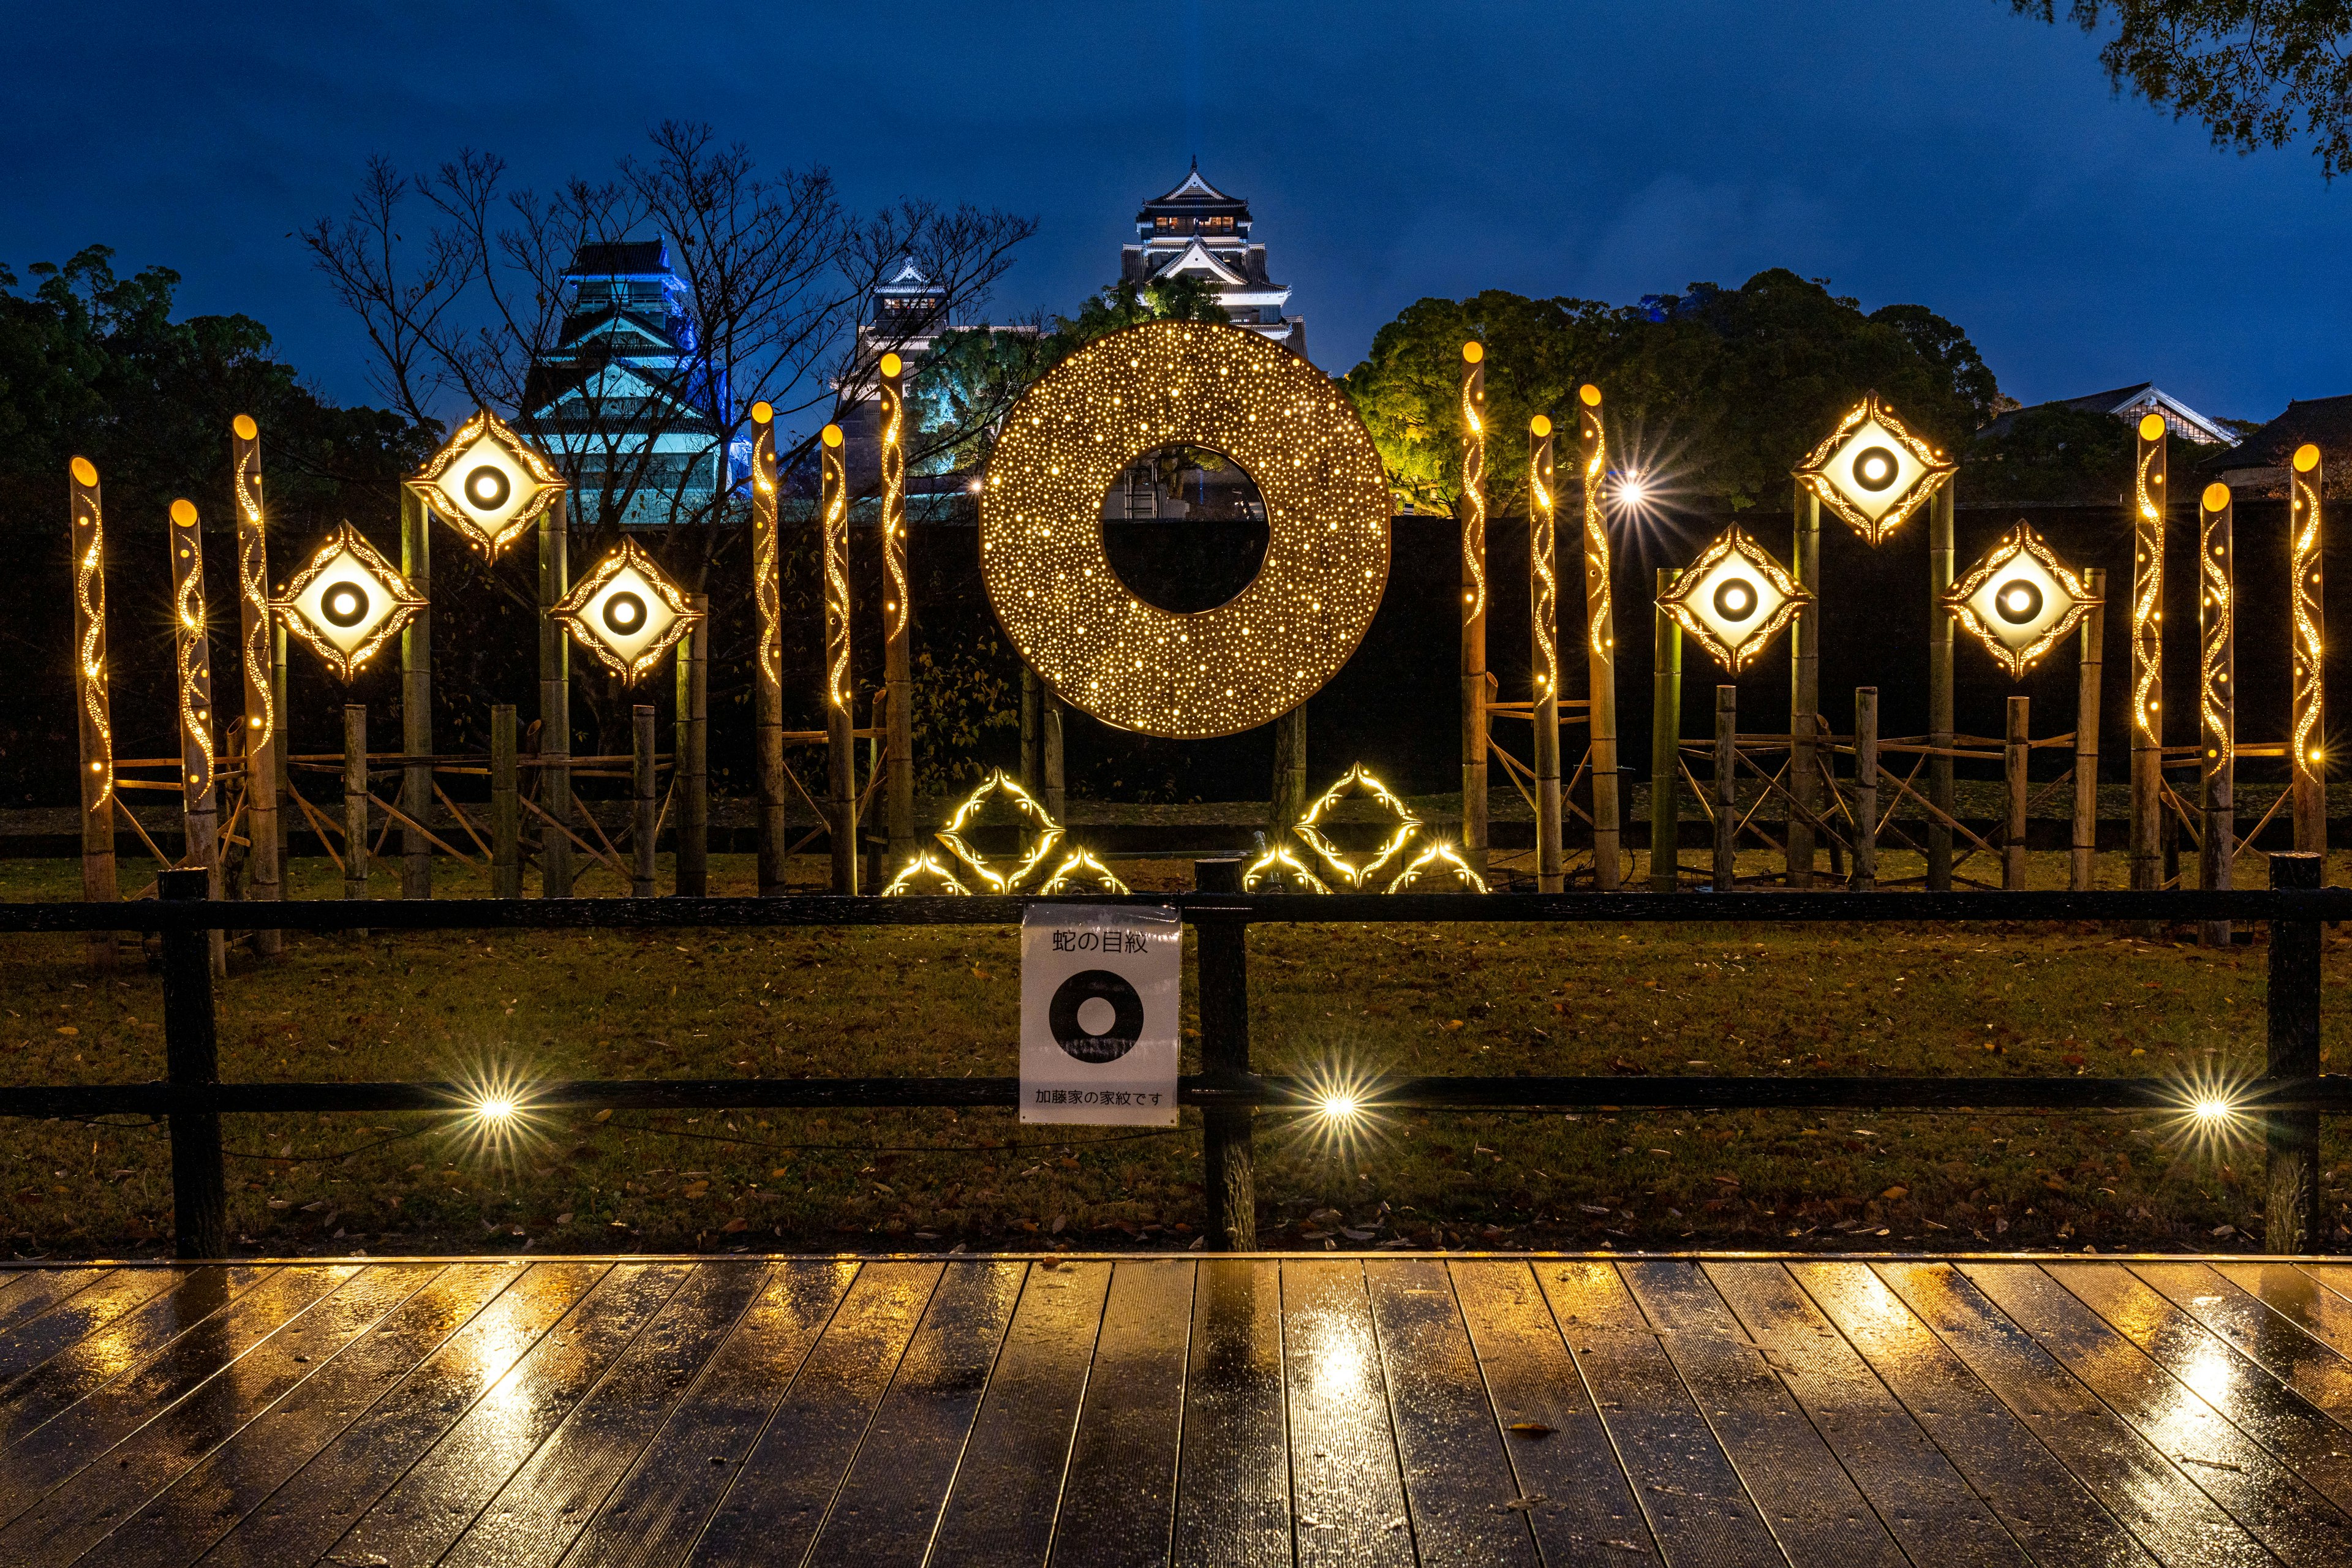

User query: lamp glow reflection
[444,1060,549,1172]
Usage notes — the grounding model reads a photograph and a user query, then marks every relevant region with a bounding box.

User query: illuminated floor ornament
[914,771,1128,895]
[1037,848,1131,896]
[979,320,1390,739]
[1944,522,2097,680]
[552,538,701,681]
[1386,841,1488,894]
[405,409,567,557]
[1792,393,1956,546]
[1657,527,1809,674]
[1242,845,1333,894]
[271,522,428,680]
[1290,764,1420,888]
[881,853,973,897]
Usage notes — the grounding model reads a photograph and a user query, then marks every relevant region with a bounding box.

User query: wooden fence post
[539,495,573,899]
[1651,568,1681,892]
[676,592,708,896]
[1928,482,1955,891]
[1273,706,1308,850]
[1854,688,1878,892]
[633,704,657,899]
[491,704,519,899]
[2266,851,2323,1254]
[2005,695,2030,891]
[1460,342,1489,879]
[2200,483,2235,947]
[1790,484,1820,888]
[69,458,117,968]
[343,704,369,920]
[399,486,432,901]
[1194,856,1256,1251]
[159,868,226,1259]
[1042,688,1067,831]
[2073,567,2105,892]
[168,499,225,978]
[231,417,281,953]
[1714,685,1736,892]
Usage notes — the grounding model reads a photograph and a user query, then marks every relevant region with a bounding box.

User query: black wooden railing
[0,854,2339,1258]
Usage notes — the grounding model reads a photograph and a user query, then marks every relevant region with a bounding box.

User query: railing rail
[0,856,2331,1258]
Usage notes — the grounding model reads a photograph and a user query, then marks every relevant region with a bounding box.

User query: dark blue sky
[9,1,2345,424]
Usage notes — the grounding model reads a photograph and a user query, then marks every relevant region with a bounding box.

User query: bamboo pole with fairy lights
[1789,480,1820,886]
[1929,481,1955,889]
[821,422,858,893]
[676,592,709,895]
[399,478,432,900]
[879,355,916,865]
[230,418,282,948]
[2075,569,2106,891]
[2130,414,2168,901]
[2290,443,2326,859]
[1649,567,1681,892]
[69,458,116,967]
[1577,385,1621,889]
[1459,341,1488,878]
[1528,414,1564,889]
[168,499,226,977]
[538,492,572,897]
[2199,482,2235,944]
[749,401,786,892]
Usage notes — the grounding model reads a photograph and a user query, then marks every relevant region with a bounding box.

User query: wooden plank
[2134,1262,2352,1425]
[1049,1259,1194,1568]
[0,1269,185,1387]
[1624,1261,1905,1568]
[197,1260,608,1568]
[685,1261,943,1566]
[0,1265,351,1524]
[1792,1261,2156,1568]
[1536,1259,1784,1567]
[807,1259,1029,1565]
[1705,1262,2026,1567]
[441,1260,775,1568]
[0,1267,271,1449]
[0,1270,116,1339]
[2213,1262,2352,1365]
[1873,1261,2271,1568]
[1965,1262,2351,1564]
[562,1259,858,1568]
[1170,1257,1289,1564]
[1281,1258,1414,1567]
[91,1261,524,1566]
[1451,1259,1660,1566]
[1364,1258,1539,1566]
[2050,1262,2352,1512]
[0,1262,441,1564]
[927,1259,1112,1566]
[311,1261,690,1568]
[2302,1266,2352,1314]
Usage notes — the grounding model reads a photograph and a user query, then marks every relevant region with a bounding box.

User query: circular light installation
[551,537,701,682]
[1850,446,1899,491]
[1792,393,1956,545]
[464,465,512,510]
[1712,579,1757,622]
[978,320,1390,738]
[1945,521,2097,680]
[323,583,370,627]
[1996,580,2043,624]
[404,408,567,558]
[1658,526,1809,673]
[601,591,647,635]
[271,522,427,681]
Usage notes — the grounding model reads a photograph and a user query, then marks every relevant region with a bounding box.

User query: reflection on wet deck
[0,1254,2348,1564]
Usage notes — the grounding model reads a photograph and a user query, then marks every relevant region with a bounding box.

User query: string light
[68,458,111,810]
[1657,526,1810,673]
[1943,522,2098,679]
[750,402,782,701]
[821,424,851,712]
[170,500,215,801]
[879,355,910,647]
[1792,392,1956,545]
[404,408,567,557]
[1461,341,1486,625]
[1289,763,1421,888]
[2132,414,2166,743]
[551,537,702,682]
[2290,443,2324,777]
[231,414,274,747]
[271,522,428,680]
[1528,416,1558,701]
[2199,481,2233,772]
[1578,385,1614,659]
[978,321,1389,738]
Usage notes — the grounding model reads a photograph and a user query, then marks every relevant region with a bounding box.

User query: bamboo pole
[2290,443,2326,861]
[1927,482,1955,890]
[633,704,657,898]
[1459,341,1488,878]
[878,355,916,867]
[1577,386,1620,889]
[821,423,857,894]
[2073,567,2105,892]
[1790,483,1820,888]
[168,499,226,977]
[2199,481,2235,946]
[342,703,369,920]
[538,493,572,898]
[2130,415,2168,907]
[1649,568,1681,892]
[272,620,288,863]
[2005,695,2030,891]
[1853,687,1878,892]
[230,417,281,952]
[491,704,519,899]
[1272,706,1308,848]
[69,458,118,968]
[750,402,786,894]
[676,591,709,896]
[1713,685,1736,892]
[399,486,432,900]
[1529,415,1564,890]
[1042,688,1066,829]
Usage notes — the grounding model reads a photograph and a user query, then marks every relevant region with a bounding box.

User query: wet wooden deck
[1,1256,2350,1566]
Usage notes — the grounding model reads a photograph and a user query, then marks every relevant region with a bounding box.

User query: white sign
[1020,903,1181,1126]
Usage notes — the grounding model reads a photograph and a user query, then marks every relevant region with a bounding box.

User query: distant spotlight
[1320,1093,1361,1121]
[2195,1098,2233,1122]
[478,1097,517,1121]
[1616,472,1650,508]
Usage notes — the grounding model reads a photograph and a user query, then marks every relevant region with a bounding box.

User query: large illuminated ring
[979,320,1390,739]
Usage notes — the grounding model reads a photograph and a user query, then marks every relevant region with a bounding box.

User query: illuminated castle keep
[1121,162,1305,357]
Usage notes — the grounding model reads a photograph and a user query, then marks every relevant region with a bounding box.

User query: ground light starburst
[440,1057,554,1175]
[1273,1050,1396,1176]
[2162,1059,2261,1165]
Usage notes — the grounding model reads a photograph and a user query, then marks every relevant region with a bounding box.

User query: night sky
[9,1,2346,423]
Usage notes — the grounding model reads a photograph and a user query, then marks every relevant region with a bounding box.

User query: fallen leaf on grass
[55,1027,78,1037]
[1880,1186,1909,1200]
[721,1217,748,1233]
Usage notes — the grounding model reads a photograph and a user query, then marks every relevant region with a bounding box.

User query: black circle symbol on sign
[1851,445,1899,492]
[1995,578,2043,624]
[1713,578,1756,622]
[465,464,511,510]
[323,582,370,627]
[603,591,647,635]
[1049,969,1145,1064]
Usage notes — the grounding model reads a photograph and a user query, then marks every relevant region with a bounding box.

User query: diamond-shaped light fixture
[405,409,567,557]
[1289,764,1421,888]
[1659,527,1811,674]
[271,522,427,680]
[1792,392,1956,546]
[1944,522,2098,680]
[551,538,700,681]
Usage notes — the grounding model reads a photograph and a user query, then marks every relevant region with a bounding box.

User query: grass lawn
[1,846,2346,1261]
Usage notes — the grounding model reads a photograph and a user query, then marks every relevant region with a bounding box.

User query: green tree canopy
[1959,404,2139,505]
[1343,271,2000,517]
